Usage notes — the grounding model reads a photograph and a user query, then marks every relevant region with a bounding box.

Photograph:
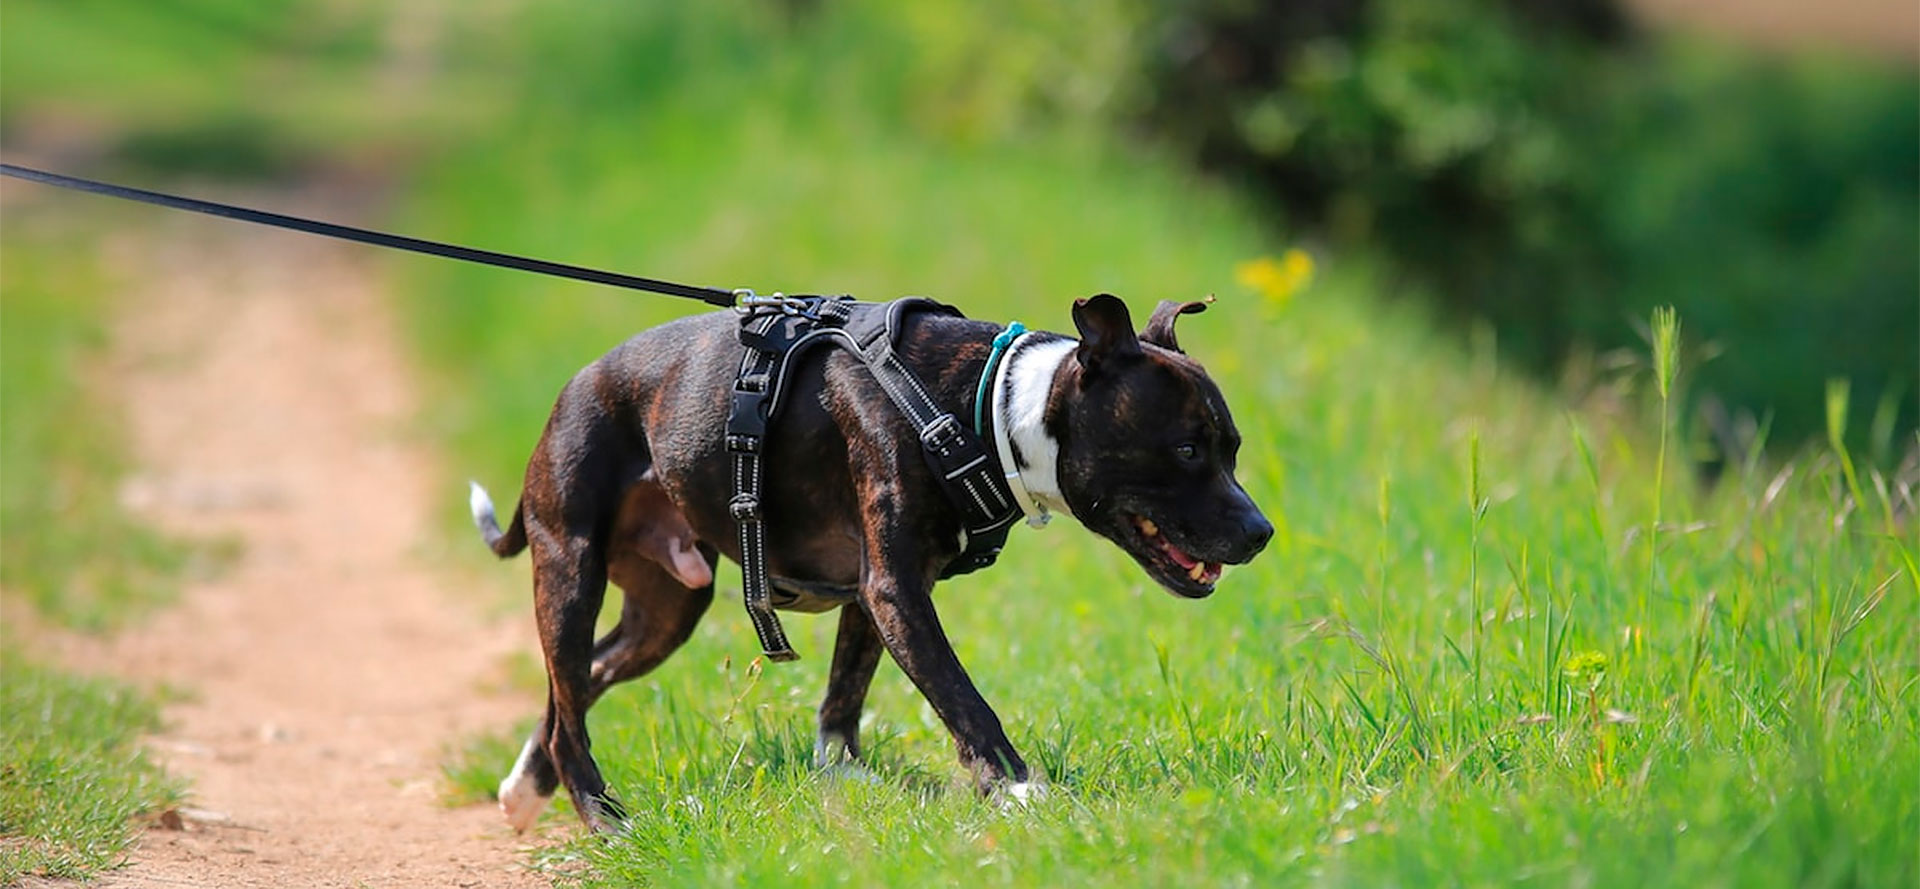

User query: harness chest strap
[726,306,813,661]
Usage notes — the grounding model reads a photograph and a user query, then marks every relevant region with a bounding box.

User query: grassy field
[0,660,182,883]
[3,1,1912,885]
[405,5,1917,887]
[0,220,186,882]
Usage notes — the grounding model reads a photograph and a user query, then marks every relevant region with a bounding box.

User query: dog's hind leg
[522,515,634,833]
[587,479,717,703]
[499,535,716,832]
[497,620,634,833]
[815,603,885,770]
[497,707,563,833]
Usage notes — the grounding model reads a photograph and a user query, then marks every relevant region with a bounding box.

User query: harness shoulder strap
[840,299,1019,576]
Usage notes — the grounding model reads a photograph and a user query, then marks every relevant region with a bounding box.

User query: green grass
[399,4,1917,887]
[0,217,189,884]
[0,658,183,884]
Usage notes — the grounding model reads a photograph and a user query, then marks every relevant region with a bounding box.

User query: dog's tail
[468,480,528,558]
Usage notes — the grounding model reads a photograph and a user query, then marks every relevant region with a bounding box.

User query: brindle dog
[471,295,1272,831]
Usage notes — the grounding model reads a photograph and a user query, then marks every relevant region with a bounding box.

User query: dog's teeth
[1139,518,1159,537]
[1189,562,1205,582]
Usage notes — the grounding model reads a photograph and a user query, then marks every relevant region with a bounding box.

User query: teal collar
[972,321,1026,437]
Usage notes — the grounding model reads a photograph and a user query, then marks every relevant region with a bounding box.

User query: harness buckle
[814,297,852,327]
[729,390,768,441]
[729,493,761,521]
[920,413,965,456]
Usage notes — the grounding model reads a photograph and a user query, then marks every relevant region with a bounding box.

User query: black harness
[726,295,1022,661]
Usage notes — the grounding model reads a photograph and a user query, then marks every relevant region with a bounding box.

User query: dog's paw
[994,780,1051,811]
[497,780,550,833]
[819,760,885,786]
[577,792,636,836]
[496,740,552,833]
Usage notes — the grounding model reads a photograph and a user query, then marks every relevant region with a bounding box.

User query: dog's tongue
[1142,517,1219,583]
[1169,543,1222,585]
[1164,542,1200,570]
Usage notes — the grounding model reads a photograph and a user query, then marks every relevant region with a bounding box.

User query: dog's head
[1053,294,1273,598]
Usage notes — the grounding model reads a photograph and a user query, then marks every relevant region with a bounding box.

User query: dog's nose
[1239,512,1274,558]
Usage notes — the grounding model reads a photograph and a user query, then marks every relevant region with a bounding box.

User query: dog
[469,294,1272,832]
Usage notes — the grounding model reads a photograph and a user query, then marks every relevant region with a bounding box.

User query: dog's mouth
[1127,514,1222,598]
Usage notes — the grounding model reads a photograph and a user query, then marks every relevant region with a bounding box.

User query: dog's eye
[1173,442,1200,462]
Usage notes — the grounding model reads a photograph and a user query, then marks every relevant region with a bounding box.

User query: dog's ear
[1072,293,1143,375]
[1140,298,1211,354]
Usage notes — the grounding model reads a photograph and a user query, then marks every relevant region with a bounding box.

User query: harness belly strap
[725,296,1021,661]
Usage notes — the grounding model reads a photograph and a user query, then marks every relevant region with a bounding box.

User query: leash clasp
[733,289,813,316]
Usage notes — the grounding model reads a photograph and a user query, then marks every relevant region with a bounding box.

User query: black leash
[0,162,739,307]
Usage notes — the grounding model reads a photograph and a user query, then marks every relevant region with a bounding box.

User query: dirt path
[44,190,549,888]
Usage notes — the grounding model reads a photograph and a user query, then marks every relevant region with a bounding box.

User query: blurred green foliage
[1140,0,1919,460]
[5,0,1910,461]
[0,0,510,177]
[0,221,189,630]
[391,0,1235,491]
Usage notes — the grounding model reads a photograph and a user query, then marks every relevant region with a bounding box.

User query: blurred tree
[1137,0,1917,460]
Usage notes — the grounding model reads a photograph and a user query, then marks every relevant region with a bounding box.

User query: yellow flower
[1235,248,1315,310]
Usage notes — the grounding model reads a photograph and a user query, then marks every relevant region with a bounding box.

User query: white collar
[989,335,1077,527]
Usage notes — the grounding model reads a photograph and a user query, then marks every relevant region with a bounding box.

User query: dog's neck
[991,334,1078,526]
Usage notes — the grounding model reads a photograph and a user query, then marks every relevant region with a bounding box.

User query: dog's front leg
[816,604,884,768]
[857,528,1030,792]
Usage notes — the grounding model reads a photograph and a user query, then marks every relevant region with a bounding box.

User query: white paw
[997,780,1050,810]
[497,738,552,833]
[813,732,883,785]
[812,731,854,769]
[819,761,884,785]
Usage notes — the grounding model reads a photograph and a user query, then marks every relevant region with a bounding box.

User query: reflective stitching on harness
[896,352,940,409]
[944,454,987,479]
[960,477,991,517]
